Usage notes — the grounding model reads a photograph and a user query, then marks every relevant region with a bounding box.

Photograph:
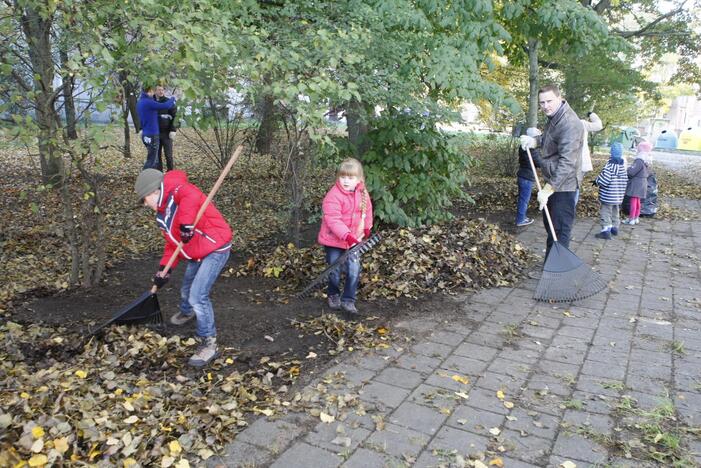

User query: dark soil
[7,206,527,382]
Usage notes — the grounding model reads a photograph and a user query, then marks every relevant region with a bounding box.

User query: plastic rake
[526,147,607,302]
[297,234,382,298]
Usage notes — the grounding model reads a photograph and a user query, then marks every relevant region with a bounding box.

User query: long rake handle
[151,145,243,293]
[525,147,558,242]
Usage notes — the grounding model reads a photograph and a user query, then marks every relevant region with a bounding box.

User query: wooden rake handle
[151,145,243,293]
[525,146,558,242]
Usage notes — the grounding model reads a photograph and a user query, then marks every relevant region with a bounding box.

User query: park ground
[2,140,701,467]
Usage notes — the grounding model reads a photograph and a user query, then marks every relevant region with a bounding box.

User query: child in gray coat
[623,141,651,225]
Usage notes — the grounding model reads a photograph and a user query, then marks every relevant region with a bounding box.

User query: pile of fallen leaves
[0,314,392,466]
[236,218,535,299]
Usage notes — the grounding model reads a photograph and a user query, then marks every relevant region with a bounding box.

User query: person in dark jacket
[520,84,584,259]
[155,85,177,171]
[134,169,232,367]
[515,127,542,227]
[623,141,651,225]
[136,86,175,170]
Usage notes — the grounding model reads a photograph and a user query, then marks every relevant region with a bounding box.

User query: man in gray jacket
[521,84,584,259]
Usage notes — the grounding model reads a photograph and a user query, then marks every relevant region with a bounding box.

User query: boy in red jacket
[135,169,232,366]
[317,158,373,317]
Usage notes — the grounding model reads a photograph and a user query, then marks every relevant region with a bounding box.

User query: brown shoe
[188,337,218,367]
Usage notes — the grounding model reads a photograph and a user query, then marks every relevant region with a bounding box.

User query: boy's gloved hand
[345,233,359,246]
[153,266,170,289]
[179,224,194,243]
[537,183,554,210]
[169,131,176,140]
[520,135,537,150]
[364,228,371,239]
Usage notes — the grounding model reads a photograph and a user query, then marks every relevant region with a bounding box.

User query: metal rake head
[297,234,382,298]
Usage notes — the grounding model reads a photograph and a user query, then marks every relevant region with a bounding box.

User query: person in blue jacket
[136,86,175,169]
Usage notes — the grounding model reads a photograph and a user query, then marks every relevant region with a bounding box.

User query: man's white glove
[526,127,542,138]
[537,183,554,210]
[520,135,537,150]
[169,131,176,140]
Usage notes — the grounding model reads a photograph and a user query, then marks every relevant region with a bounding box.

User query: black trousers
[158,133,174,171]
[543,191,577,260]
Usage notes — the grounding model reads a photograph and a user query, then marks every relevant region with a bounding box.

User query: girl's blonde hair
[337,158,364,181]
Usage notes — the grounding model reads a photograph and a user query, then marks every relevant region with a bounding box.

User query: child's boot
[327,294,341,310]
[188,337,218,367]
[595,228,611,240]
[340,301,359,320]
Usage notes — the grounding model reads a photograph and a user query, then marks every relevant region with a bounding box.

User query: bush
[362,111,474,227]
[459,132,519,178]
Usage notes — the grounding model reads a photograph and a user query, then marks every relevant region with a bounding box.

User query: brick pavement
[210,205,701,468]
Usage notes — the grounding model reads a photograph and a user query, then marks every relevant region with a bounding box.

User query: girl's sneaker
[610,227,619,236]
[327,294,341,310]
[622,218,635,225]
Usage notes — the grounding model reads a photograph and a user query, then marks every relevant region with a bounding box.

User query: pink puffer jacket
[317,180,374,249]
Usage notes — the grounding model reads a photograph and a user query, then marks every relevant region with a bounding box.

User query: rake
[297,233,382,298]
[526,147,607,302]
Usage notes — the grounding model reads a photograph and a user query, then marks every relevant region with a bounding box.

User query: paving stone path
[210,200,701,468]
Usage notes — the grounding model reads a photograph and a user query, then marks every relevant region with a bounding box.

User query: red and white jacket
[156,170,232,269]
[317,180,373,249]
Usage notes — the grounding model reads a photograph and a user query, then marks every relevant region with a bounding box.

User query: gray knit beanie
[135,169,163,200]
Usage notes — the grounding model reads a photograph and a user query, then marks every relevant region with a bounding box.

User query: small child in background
[623,141,651,225]
[317,158,374,317]
[515,127,542,227]
[594,142,628,239]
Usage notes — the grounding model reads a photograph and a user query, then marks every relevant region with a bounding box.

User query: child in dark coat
[594,143,628,239]
[623,141,651,225]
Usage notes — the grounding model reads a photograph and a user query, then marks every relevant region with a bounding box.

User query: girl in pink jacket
[317,158,374,316]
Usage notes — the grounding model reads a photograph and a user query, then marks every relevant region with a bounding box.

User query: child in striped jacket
[594,142,628,240]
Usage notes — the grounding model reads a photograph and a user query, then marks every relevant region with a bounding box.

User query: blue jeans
[142,134,161,170]
[179,250,230,337]
[325,246,361,303]
[542,191,577,260]
[516,176,533,224]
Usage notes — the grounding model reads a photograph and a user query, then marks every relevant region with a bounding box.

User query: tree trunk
[255,93,277,155]
[346,98,370,158]
[527,38,540,128]
[59,48,78,140]
[123,105,132,158]
[21,5,63,184]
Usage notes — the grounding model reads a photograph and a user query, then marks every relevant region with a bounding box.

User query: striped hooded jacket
[595,161,628,205]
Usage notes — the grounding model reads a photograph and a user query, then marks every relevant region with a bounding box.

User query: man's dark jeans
[158,132,174,171]
[142,134,160,170]
[542,191,577,260]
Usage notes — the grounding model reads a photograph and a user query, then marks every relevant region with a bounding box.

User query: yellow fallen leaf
[376,326,389,335]
[161,456,175,468]
[28,454,48,467]
[75,370,88,379]
[320,412,335,423]
[174,459,190,468]
[31,426,45,439]
[53,437,69,454]
[560,462,577,468]
[489,427,501,436]
[123,415,139,424]
[496,390,505,400]
[20,392,30,399]
[451,374,469,385]
[454,391,469,400]
[123,458,138,467]
[168,440,182,456]
[225,358,234,364]
[503,401,514,409]
[489,457,504,467]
